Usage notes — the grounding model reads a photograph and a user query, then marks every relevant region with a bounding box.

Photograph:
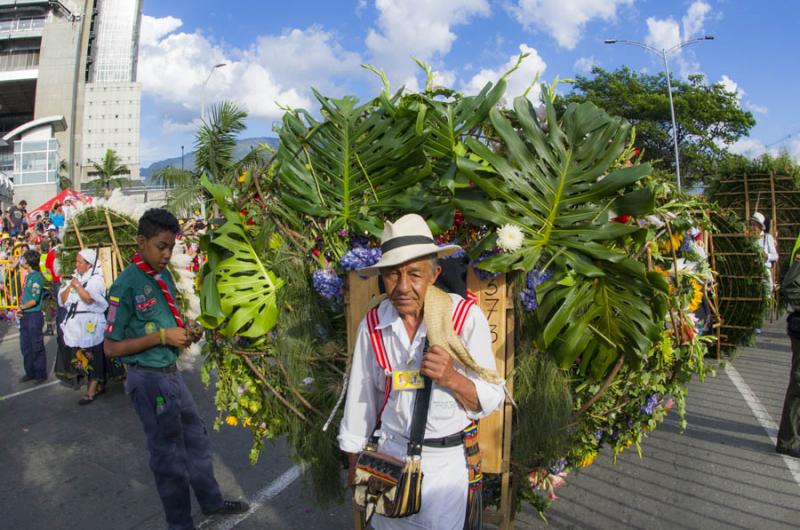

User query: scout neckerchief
[132,253,184,328]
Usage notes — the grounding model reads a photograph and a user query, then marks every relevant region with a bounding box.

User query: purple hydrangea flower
[349,234,370,249]
[520,288,538,311]
[640,394,660,415]
[470,250,501,280]
[679,234,692,252]
[312,268,344,300]
[548,458,568,475]
[520,268,551,312]
[340,246,382,271]
[594,429,604,441]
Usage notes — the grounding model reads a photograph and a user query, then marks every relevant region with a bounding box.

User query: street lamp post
[200,63,227,122]
[181,145,184,171]
[604,36,714,191]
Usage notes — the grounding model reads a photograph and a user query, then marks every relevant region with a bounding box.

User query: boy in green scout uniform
[19,249,47,383]
[104,208,248,530]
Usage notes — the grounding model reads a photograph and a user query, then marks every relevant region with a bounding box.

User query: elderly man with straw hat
[339,214,505,530]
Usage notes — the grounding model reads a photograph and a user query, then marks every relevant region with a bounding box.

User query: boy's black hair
[23,249,39,266]
[138,208,180,238]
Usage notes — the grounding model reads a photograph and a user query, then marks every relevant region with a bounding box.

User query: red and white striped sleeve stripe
[367,307,391,373]
[452,298,476,336]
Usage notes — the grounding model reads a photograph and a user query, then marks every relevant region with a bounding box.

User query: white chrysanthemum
[496,224,524,252]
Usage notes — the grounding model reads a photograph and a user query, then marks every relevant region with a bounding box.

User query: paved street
[1,319,798,529]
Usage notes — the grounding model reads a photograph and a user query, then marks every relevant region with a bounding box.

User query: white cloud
[644,16,681,52]
[573,56,596,74]
[682,0,711,39]
[644,1,713,78]
[728,137,767,157]
[139,15,183,47]
[510,0,633,49]
[464,44,547,104]
[729,137,800,162]
[365,0,490,90]
[718,74,744,101]
[746,102,768,115]
[138,16,364,125]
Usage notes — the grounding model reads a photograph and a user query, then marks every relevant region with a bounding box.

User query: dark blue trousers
[126,367,224,530]
[20,311,46,379]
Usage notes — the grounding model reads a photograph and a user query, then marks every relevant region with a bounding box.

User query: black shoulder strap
[407,339,433,457]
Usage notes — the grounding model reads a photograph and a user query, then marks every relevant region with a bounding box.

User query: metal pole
[662,51,682,191]
[181,145,184,171]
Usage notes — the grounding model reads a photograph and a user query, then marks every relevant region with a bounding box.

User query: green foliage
[87,149,131,195]
[153,102,273,215]
[456,93,667,378]
[60,206,138,273]
[276,89,430,245]
[199,175,284,338]
[562,66,756,185]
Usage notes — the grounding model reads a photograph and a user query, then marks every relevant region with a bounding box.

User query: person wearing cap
[103,208,249,529]
[18,249,47,383]
[338,213,504,529]
[750,212,779,286]
[57,248,118,404]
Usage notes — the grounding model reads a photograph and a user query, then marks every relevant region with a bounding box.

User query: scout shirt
[105,263,180,368]
[21,269,45,313]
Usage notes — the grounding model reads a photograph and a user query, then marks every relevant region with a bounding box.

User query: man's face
[750,221,762,233]
[137,231,176,272]
[381,257,441,317]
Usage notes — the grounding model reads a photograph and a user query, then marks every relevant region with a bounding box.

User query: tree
[561,66,756,185]
[87,148,130,197]
[150,101,270,215]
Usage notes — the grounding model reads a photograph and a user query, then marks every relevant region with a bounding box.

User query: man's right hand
[164,327,190,348]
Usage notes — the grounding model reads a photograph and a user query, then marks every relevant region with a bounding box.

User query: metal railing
[0,259,21,310]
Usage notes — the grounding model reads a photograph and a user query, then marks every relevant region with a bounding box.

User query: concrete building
[0,0,142,209]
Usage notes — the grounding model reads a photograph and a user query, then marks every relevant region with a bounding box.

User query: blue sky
[137,0,800,166]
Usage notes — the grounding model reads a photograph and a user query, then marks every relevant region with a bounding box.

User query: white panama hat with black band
[358,213,461,276]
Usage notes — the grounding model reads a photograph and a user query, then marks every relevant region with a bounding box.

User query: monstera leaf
[456,93,666,377]
[198,175,284,338]
[276,89,429,238]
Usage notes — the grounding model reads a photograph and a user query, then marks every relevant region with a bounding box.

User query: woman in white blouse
[58,248,112,405]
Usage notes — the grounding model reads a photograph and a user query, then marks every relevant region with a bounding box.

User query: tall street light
[604,35,714,191]
[201,63,227,122]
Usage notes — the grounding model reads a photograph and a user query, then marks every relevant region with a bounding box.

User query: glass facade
[13,138,58,185]
[90,0,141,83]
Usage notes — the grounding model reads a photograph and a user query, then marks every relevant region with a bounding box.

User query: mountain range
[140,137,279,184]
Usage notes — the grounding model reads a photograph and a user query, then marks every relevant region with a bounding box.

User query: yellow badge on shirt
[393,370,424,391]
[85,322,96,333]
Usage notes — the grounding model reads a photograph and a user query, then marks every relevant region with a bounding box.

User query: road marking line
[0,380,59,400]
[199,464,304,529]
[725,362,800,489]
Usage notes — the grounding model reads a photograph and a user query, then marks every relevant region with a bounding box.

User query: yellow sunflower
[578,451,597,468]
[687,279,703,312]
[659,233,683,255]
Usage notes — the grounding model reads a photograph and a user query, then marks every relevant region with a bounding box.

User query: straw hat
[750,212,766,229]
[359,214,461,276]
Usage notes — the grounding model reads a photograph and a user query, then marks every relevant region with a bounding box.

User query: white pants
[371,436,468,530]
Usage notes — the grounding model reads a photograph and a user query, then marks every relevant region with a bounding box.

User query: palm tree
[57,160,72,191]
[87,149,130,197]
[150,101,271,215]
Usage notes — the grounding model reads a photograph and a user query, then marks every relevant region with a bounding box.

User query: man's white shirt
[338,294,505,453]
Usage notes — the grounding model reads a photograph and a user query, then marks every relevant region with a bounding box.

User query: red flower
[311,248,321,257]
[611,214,632,224]
[632,149,641,156]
